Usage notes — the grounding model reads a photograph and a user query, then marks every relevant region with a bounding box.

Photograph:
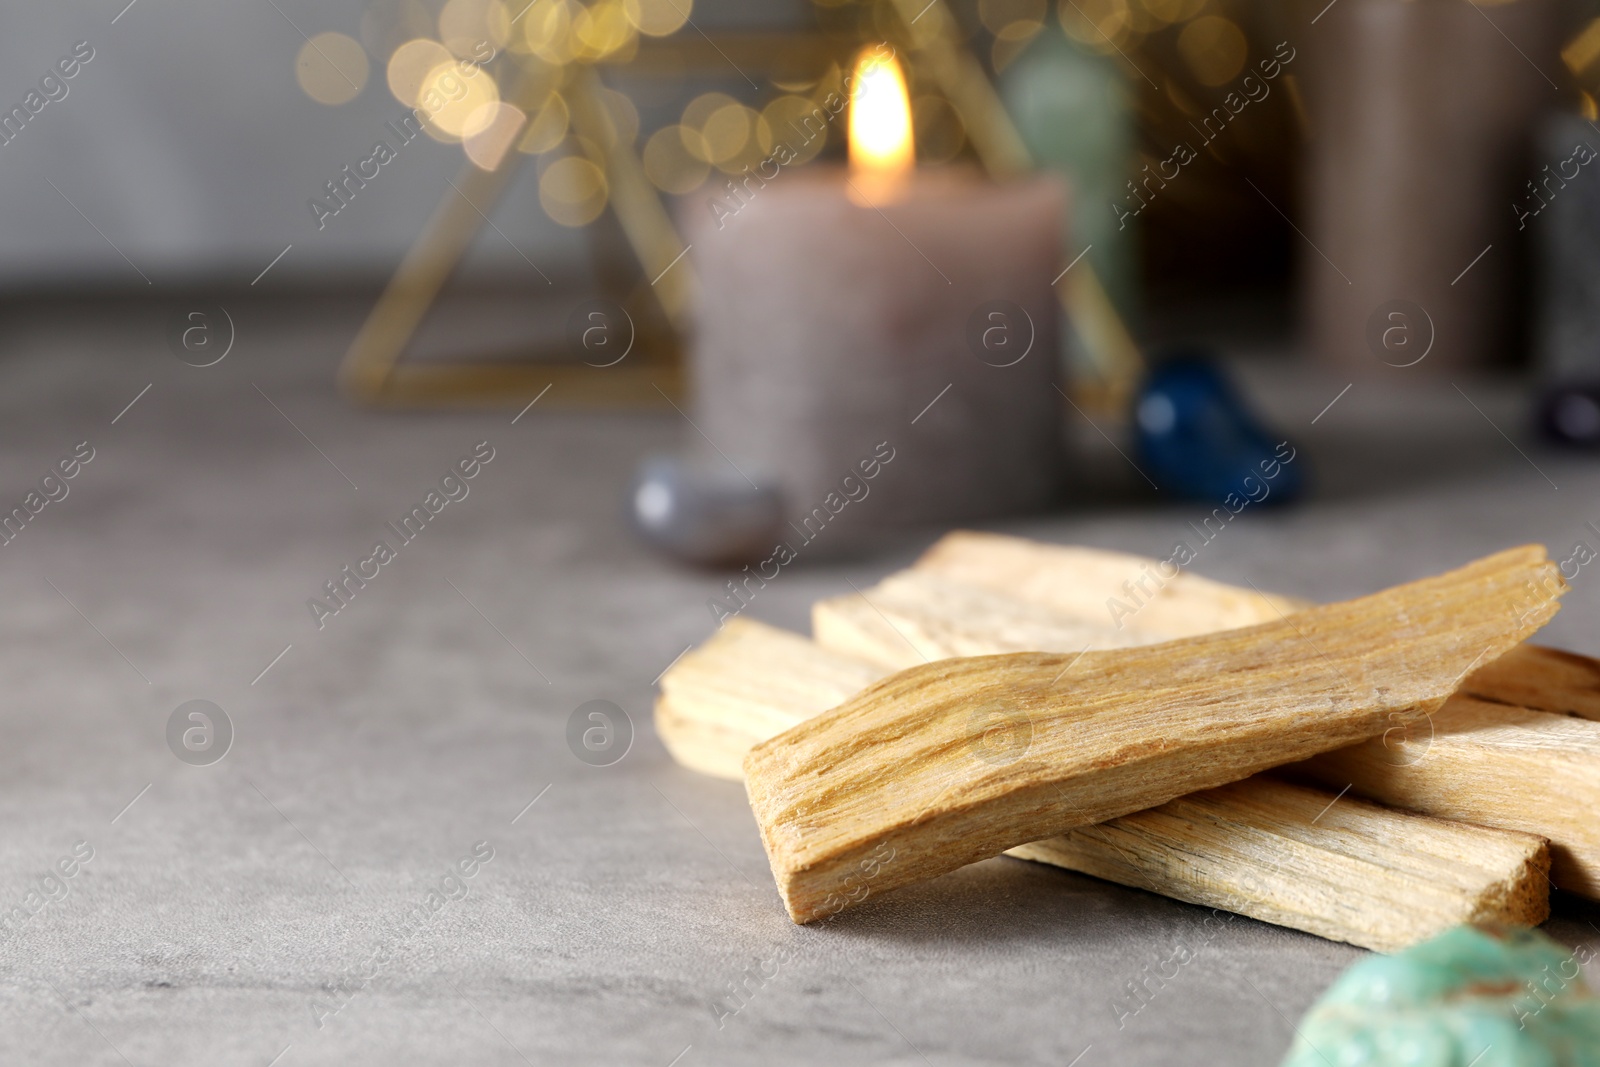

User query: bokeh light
[1059,0,1134,50]
[1138,0,1206,26]
[702,103,756,165]
[643,125,710,193]
[680,91,738,162]
[621,0,691,38]
[417,59,501,140]
[758,94,827,165]
[523,0,577,64]
[1177,15,1247,86]
[573,0,638,60]
[540,155,610,225]
[388,38,454,106]
[296,32,370,106]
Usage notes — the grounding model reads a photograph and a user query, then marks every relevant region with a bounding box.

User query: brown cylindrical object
[1305,0,1560,372]
[685,168,1064,538]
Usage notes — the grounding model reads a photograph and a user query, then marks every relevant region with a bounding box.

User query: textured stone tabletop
[2,298,1597,1066]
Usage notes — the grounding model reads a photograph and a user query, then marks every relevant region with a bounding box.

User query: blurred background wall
[0,0,779,291]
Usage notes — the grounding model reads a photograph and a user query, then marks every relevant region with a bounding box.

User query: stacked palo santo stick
[657,533,1600,952]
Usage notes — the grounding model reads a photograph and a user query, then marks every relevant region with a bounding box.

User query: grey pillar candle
[1304,0,1559,372]
[684,166,1065,541]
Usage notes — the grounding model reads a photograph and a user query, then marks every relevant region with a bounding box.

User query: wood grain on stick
[912,529,1312,634]
[656,618,1551,951]
[817,534,1600,900]
[1464,643,1600,721]
[744,547,1563,923]
[830,533,1592,721]
[1297,697,1600,896]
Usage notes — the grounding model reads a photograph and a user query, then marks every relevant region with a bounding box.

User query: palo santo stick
[657,619,1551,951]
[1006,779,1548,953]
[911,529,1313,636]
[658,620,882,780]
[820,533,1600,719]
[817,536,1600,899]
[1296,697,1600,896]
[744,547,1563,923]
[1465,643,1600,722]
[810,569,1153,670]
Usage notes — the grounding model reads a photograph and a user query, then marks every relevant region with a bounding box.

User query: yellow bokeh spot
[715,119,770,176]
[464,102,527,170]
[643,125,711,194]
[540,156,609,225]
[701,103,755,164]
[1059,0,1133,50]
[682,92,737,131]
[1177,15,1247,86]
[758,94,827,165]
[417,59,501,139]
[440,0,512,56]
[518,91,570,153]
[621,0,691,37]
[1138,0,1205,25]
[523,0,576,63]
[387,38,453,106]
[573,0,638,59]
[681,91,738,162]
[297,32,370,106]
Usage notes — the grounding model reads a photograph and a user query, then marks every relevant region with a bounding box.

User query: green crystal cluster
[1283,925,1600,1067]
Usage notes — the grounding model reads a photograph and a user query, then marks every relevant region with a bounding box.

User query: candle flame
[848,47,913,205]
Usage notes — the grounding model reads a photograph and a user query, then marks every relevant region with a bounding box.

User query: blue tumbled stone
[1133,351,1304,505]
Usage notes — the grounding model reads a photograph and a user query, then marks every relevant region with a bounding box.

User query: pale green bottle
[1000,29,1138,352]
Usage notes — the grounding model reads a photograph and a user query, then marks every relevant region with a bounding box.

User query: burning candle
[686,47,1066,545]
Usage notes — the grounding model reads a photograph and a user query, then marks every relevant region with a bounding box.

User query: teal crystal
[1283,925,1600,1067]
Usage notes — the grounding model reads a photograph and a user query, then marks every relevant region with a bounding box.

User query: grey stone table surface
[2,296,1598,1067]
